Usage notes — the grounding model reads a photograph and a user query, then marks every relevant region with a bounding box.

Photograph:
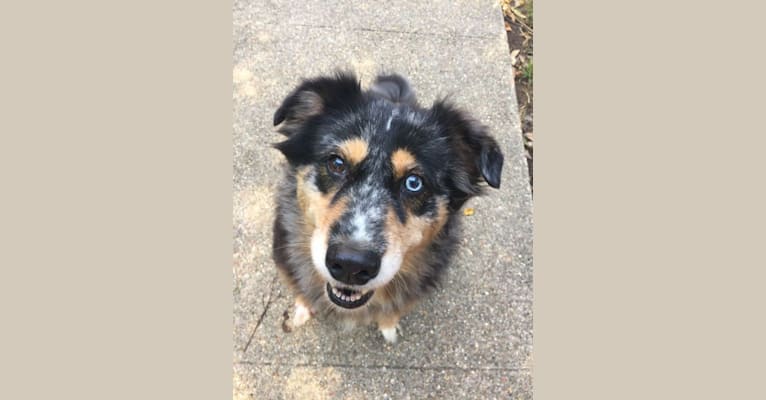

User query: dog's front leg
[290,296,314,328]
[376,313,401,344]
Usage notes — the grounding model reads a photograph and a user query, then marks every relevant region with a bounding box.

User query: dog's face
[273,73,503,310]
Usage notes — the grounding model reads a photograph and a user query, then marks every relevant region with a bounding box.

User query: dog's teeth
[330,285,368,303]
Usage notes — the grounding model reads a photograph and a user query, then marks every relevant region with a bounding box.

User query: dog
[271,72,503,343]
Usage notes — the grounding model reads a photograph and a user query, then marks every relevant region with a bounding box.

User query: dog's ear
[431,100,504,207]
[273,72,363,136]
[369,74,418,106]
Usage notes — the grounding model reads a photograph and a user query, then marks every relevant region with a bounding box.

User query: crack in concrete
[242,274,279,353]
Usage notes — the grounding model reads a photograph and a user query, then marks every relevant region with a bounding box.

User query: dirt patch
[502,0,533,189]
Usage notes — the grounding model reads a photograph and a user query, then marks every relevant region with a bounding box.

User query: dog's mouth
[326,283,374,309]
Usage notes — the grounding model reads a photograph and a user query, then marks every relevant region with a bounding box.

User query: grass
[522,59,533,81]
[501,0,533,80]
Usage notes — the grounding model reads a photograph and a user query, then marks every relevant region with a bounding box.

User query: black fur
[369,74,418,106]
[273,72,363,129]
[271,72,504,339]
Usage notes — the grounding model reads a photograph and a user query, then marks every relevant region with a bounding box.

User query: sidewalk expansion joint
[250,22,497,40]
[237,361,528,372]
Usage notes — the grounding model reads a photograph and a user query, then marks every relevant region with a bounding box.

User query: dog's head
[273,72,503,310]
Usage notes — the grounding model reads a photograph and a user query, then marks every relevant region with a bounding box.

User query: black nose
[325,244,380,285]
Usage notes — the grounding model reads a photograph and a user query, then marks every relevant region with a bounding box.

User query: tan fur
[292,167,449,328]
[276,265,299,293]
[339,138,369,165]
[273,73,505,344]
[408,198,449,254]
[391,148,417,179]
[295,166,348,232]
[372,284,419,314]
[295,167,312,216]
[319,197,347,234]
[384,198,447,255]
[385,208,422,249]
[376,312,401,330]
[379,197,449,283]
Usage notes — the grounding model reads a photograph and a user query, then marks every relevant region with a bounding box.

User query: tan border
[4,0,765,398]
[536,1,766,399]
[1,1,232,399]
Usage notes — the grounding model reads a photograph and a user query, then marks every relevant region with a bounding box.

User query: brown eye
[327,155,347,176]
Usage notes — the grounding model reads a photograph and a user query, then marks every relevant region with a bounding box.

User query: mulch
[502,1,533,189]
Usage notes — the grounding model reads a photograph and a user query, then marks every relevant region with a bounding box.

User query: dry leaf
[510,49,520,65]
[463,208,475,216]
[510,7,528,20]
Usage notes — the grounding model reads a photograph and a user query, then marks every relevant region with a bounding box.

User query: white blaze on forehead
[351,213,371,242]
[349,205,384,243]
[348,181,384,243]
[385,108,400,132]
[406,110,419,122]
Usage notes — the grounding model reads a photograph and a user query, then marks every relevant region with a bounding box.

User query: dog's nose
[325,244,380,285]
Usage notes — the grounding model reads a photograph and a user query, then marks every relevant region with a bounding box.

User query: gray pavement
[233,1,533,398]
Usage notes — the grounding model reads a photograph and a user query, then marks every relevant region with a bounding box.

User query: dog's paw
[292,302,312,327]
[380,326,399,344]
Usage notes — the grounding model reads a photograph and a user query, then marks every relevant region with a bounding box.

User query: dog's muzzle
[325,243,380,285]
[324,243,379,309]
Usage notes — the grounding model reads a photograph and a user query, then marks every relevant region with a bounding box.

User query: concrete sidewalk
[233,1,533,398]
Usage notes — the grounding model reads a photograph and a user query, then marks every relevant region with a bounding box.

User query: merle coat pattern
[271,72,503,343]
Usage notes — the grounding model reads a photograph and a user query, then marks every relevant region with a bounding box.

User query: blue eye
[404,175,423,192]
